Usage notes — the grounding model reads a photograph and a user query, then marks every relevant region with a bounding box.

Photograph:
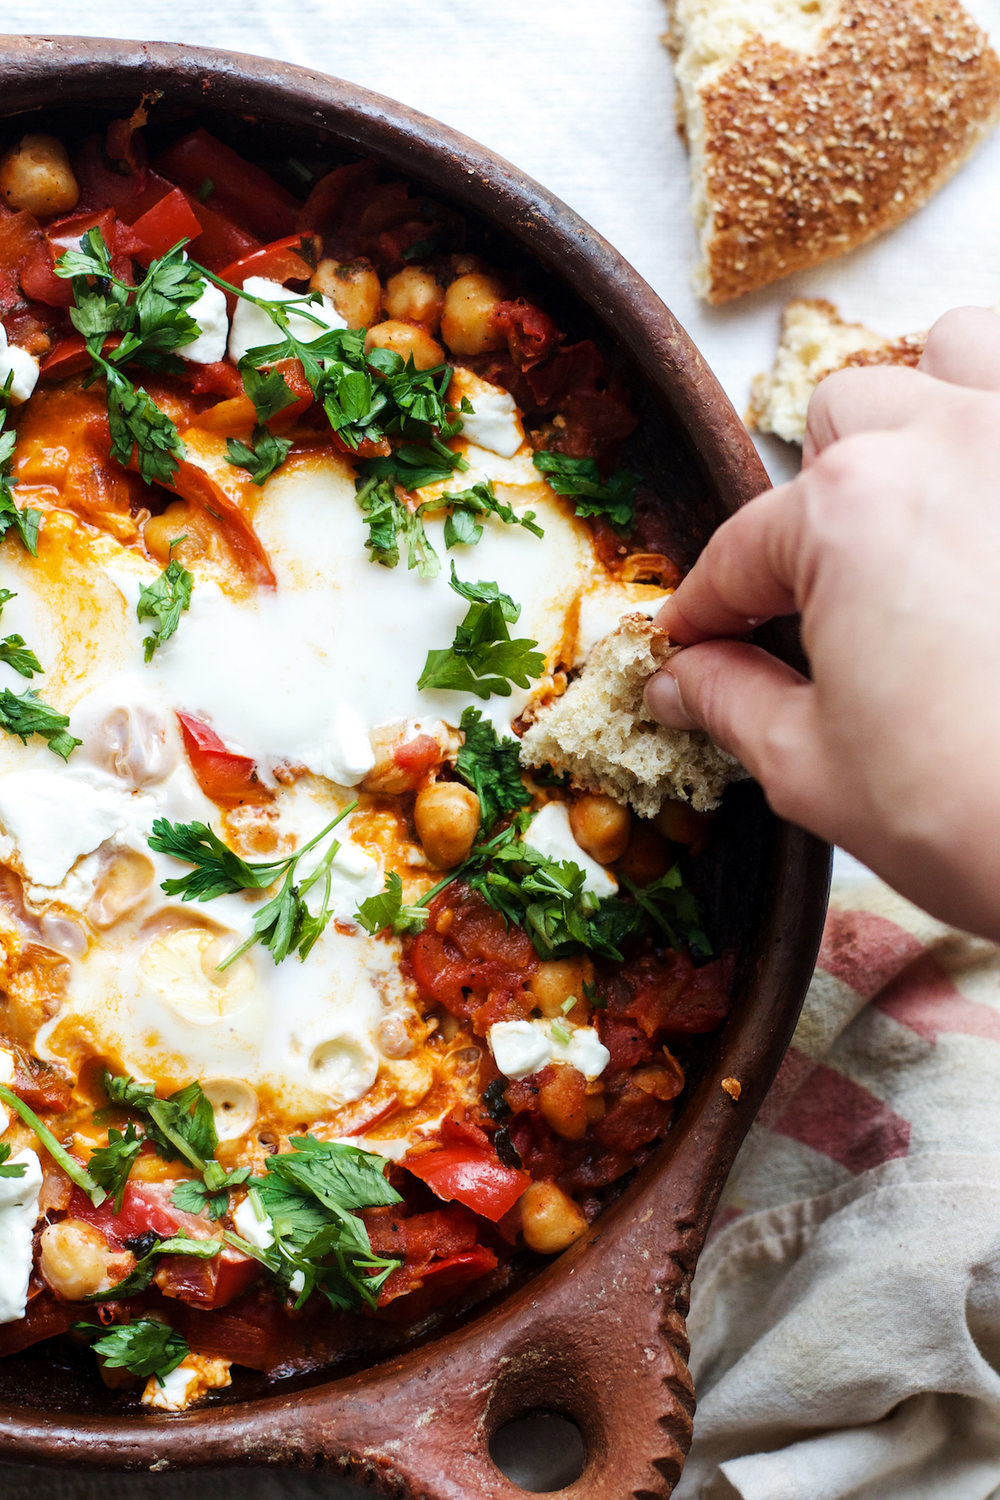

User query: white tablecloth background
[0,0,998,1493]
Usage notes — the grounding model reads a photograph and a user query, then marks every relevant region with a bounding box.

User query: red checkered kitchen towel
[676,877,1000,1500]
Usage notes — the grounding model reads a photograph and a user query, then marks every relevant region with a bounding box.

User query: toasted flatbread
[519,616,746,816]
[666,0,1000,304]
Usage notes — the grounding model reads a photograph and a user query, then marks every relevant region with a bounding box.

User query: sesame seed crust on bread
[519,615,747,817]
[667,0,1000,304]
[748,297,926,444]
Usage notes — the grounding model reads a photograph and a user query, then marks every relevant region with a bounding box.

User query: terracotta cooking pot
[0,37,831,1498]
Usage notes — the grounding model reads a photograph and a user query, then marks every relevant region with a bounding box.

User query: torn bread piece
[666,0,1000,304]
[748,298,926,445]
[519,615,746,817]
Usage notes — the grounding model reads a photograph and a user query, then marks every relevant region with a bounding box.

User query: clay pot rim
[0,38,832,1493]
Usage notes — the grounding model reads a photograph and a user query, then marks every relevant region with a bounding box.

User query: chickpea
[310,257,381,329]
[528,957,594,1022]
[414,782,480,870]
[654,799,712,852]
[615,820,671,886]
[569,794,632,866]
[365,319,444,370]
[440,273,506,357]
[538,1064,589,1141]
[0,134,79,218]
[39,1219,126,1301]
[142,504,208,567]
[520,1181,588,1255]
[383,266,445,331]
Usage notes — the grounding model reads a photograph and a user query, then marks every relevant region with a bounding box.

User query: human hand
[645,307,1000,938]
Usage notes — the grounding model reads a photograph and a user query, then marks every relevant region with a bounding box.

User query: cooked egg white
[0,400,651,1149]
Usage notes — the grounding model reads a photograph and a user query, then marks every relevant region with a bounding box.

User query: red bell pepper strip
[126,188,203,266]
[155,130,300,242]
[219,233,320,289]
[39,332,122,383]
[298,160,377,233]
[157,458,276,590]
[405,1147,529,1222]
[176,712,264,805]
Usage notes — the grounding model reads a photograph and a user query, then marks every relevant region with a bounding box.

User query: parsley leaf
[226,426,292,486]
[0,687,80,759]
[76,1317,190,1383]
[532,449,638,529]
[354,871,431,936]
[102,1073,255,1220]
[195,265,466,456]
[226,1136,401,1312]
[421,480,544,550]
[360,440,467,492]
[0,634,41,678]
[104,1073,218,1174]
[417,566,544,700]
[147,818,269,901]
[242,364,298,424]
[88,1233,221,1302]
[102,363,185,486]
[0,405,40,556]
[88,1123,144,1213]
[55,232,206,485]
[354,474,439,576]
[171,1166,251,1221]
[455,706,531,833]
[149,802,358,967]
[0,1142,26,1179]
[468,839,710,962]
[619,868,712,958]
[136,557,193,661]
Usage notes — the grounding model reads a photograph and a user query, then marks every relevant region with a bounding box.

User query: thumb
[645,641,830,831]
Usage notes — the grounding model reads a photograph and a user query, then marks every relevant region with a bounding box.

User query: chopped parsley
[171,1166,251,1221]
[0,687,80,759]
[226,426,292,486]
[423,479,543,550]
[55,231,209,485]
[75,1317,190,1384]
[360,440,468,492]
[193,267,465,454]
[242,364,300,424]
[354,474,439,576]
[532,449,638,529]
[355,870,432,937]
[0,402,39,556]
[454,706,531,833]
[0,633,41,679]
[136,556,193,661]
[0,1082,106,1204]
[87,1123,144,1212]
[104,1074,218,1173]
[0,1142,26,1179]
[417,566,544,700]
[225,1135,401,1311]
[102,1072,252,1221]
[148,801,358,967]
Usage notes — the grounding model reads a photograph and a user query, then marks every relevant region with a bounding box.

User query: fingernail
[644,670,698,731]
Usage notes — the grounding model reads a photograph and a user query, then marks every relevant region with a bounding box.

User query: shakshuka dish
[0,108,734,1410]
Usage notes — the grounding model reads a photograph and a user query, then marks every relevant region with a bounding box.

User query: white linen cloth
[0,3,998,1496]
[676,880,1000,1500]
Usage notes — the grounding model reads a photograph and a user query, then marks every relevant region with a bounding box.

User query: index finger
[653,481,803,645]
